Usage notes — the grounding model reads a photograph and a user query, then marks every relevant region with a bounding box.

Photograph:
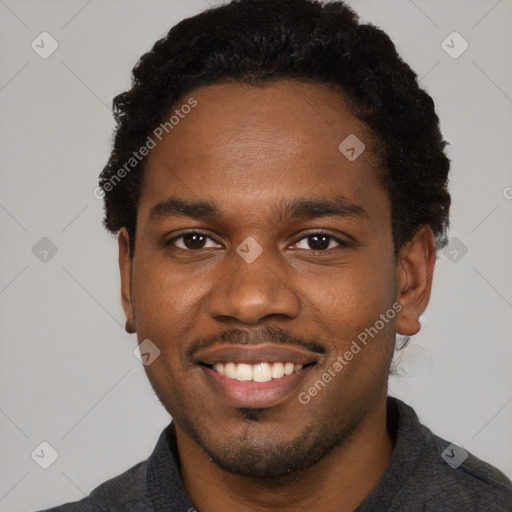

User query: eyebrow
[148,195,368,223]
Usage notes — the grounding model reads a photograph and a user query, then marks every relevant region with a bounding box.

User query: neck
[177,395,393,512]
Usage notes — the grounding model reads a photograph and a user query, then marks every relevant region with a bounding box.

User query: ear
[395,225,436,337]
[119,228,136,334]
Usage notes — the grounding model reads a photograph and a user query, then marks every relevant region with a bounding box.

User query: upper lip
[193,343,320,366]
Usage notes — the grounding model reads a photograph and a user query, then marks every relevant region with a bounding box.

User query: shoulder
[373,399,512,512]
[420,430,512,511]
[36,460,151,511]
[393,399,512,511]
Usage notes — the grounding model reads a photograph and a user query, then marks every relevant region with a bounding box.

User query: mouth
[194,343,319,408]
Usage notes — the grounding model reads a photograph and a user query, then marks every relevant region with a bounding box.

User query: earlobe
[395,226,436,337]
[118,228,136,334]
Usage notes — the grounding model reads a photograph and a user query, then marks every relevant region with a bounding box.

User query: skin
[119,80,436,512]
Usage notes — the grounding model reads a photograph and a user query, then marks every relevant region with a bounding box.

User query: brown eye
[292,233,349,251]
[167,231,221,250]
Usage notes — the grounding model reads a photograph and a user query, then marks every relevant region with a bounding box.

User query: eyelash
[165,230,351,252]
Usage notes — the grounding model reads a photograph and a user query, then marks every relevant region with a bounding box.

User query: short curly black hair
[99,0,450,258]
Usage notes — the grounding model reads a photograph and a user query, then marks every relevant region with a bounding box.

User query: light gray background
[1,0,511,510]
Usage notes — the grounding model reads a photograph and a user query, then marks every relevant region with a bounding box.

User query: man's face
[122,80,402,477]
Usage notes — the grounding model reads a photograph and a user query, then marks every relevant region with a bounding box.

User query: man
[41,0,512,510]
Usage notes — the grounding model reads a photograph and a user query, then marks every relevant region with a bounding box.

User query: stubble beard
[173,406,358,479]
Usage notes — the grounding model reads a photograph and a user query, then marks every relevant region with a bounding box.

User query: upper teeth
[213,362,304,382]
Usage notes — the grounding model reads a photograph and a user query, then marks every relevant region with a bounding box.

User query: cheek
[305,266,397,408]
[132,251,206,313]
[305,254,397,337]
[129,256,210,360]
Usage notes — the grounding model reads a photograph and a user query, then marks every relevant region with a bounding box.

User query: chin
[182,412,351,479]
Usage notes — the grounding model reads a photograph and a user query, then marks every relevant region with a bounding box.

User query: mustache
[185,324,326,361]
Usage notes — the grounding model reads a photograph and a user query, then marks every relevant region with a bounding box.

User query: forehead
[139,80,388,227]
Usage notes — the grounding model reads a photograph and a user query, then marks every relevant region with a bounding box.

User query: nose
[207,244,301,325]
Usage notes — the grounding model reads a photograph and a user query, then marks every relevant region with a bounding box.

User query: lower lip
[199,365,315,408]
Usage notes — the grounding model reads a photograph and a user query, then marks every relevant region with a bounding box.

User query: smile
[194,343,319,408]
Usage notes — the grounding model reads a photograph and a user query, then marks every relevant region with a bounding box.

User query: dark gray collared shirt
[38,398,512,511]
